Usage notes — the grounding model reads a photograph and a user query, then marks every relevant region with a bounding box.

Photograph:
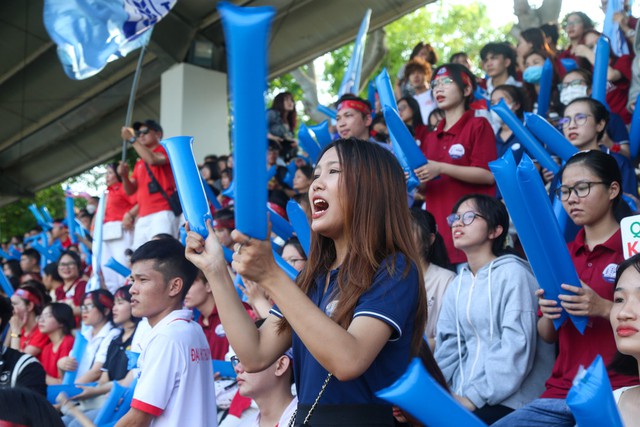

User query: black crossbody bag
[143,162,182,216]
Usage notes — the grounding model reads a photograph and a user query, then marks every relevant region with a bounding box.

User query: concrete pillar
[160,63,229,165]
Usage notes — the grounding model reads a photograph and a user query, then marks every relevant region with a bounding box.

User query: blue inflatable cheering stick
[566,355,624,427]
[536,58,554,119]
[218,1,275,241]
[524,112,578,162]
[592,36,611,109]
[161,136,213,238]
[376,358,487,427]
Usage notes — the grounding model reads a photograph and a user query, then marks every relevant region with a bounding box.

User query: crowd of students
[1,4,640,427]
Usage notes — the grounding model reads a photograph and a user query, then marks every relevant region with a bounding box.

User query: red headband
[337,100,371,115]
[435,67,472,88]
[87,293,114,310]
[15,288,41,307]
[213,219,235,230]
[0,421,29,427]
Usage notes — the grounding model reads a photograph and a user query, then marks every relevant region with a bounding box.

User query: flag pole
[121,41,148,163]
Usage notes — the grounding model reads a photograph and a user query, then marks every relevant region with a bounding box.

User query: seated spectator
[404,57,437,124]
[292,165,313,194]
[219,346,296,427]
[58,290,119,384]
[397,96,427,137]
[557,11,595,70]
[521,50,562,119]
[2,259,22,291]
[490,84,531,170]
[8,283,49,358]
[218,168,234,208]
[480,42,521,95]
[334,94,375,141]
[558,68,630,157]
[395,41,438,98]
[267,92,298,162]
[435,195,554,424]
[63,285,142,426]
[0,387,63,427]
[37,302,75,385]
[42,262,64,302]
[0,297,46,396]
[409,208,454,349]
[117,239,216,426]
[19,248,42,283]
[608,254,640,427]
[185,271,255,360]
[213,207,236,251]
[55,250,87,319]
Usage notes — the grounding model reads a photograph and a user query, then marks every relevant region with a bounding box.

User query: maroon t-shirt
[199,302,256,361]
[419,109,497,264]
[541,229,639,398]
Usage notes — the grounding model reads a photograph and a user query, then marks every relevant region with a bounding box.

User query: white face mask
[560,85,588,106]
[86,204,97,215]
[489,103,513,128]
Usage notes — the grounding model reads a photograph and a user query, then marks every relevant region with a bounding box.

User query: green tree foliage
[324,1,513,97]
[0,185,66,242]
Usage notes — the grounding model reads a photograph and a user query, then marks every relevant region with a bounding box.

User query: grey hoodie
[434,254,555,410]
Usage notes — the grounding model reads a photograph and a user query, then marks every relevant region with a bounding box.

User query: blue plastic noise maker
[160,136,212,238]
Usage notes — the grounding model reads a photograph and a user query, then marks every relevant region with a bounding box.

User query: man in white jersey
[116,238,216,427]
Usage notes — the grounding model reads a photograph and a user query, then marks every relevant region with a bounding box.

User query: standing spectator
[540,23,560,55]
[102,163,136,293]
[557,12,595,70]
[116,239,216,426]
[395,42,438,98]
[118,119,179,249]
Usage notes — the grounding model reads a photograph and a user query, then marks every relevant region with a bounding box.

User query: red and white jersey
[131,310,217,426]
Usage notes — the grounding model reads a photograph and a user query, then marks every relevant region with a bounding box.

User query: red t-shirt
[419,109,497,264]
[130,145,176,217]
[541,229,639,398]
[607,55,632,124]
[20,325,50,354]
[200,302,255,361]
[104,182,136,223]
[40,334,75,379]
[54,278,87,309]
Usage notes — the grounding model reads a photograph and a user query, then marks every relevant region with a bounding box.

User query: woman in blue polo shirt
[186,139,429,426]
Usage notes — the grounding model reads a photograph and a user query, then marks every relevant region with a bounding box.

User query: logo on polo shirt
[448,144,465,159]
[215,324,226,337]
[325,300,339,317]
[602,263,618,283]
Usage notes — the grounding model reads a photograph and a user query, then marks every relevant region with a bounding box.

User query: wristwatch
[127,136,137,145]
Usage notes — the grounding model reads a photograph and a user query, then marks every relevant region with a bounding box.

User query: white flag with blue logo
[43,0,177,80]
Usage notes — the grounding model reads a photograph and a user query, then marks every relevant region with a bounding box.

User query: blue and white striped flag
[43,0,176,80]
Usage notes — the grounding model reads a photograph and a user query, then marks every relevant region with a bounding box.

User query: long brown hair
[282,138,427,357]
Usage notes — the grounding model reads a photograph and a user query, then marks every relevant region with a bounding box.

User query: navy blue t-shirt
[271,254,420,405]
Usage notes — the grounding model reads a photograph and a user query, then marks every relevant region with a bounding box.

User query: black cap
[133,119,163,134]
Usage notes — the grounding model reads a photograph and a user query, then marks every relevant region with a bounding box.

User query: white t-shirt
[77,323,119,377]
[131,309,217,427]
[413,89,437,124]
[424,264,456,341]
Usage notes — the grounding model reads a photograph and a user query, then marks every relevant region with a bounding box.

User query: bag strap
[143,162,172,204]
[11,353,38,387]
[288,372,332,427]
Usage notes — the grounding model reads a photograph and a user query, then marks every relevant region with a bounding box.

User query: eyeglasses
[135,128,150,137]
[446,211,486,227]
[230,356,240,368]
[430,76,455,90]
[80,303,95,312]
[557,79,587,91]
[557,113,592,129]
[58,262,77,269]
[554,181,606,201]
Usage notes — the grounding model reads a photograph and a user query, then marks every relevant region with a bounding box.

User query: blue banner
[43,0,175,79]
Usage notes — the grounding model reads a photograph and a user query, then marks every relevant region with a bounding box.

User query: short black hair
[0,387,65,426]
[43,262,63,282]
[480,42,517,77]
[131,239,198,300]
[21,248,41,263]
[540,23,559,45]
